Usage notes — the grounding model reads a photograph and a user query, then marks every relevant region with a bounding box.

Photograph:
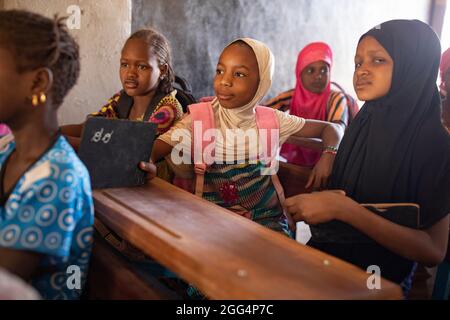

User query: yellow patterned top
[91,90,184,137]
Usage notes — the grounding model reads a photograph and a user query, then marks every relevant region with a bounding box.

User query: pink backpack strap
[255,106,296,232]
[255,106,279,167]
[188,102,216,197]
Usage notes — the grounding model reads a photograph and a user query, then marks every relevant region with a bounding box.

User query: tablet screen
[78,117,157,189]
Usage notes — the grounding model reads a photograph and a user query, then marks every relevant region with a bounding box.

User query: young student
[61,28,184,181]
[263,42,356,167]
[144,38,342,236]
[0,10,94,299]
[440,47,450,132]
[284,20,450,296]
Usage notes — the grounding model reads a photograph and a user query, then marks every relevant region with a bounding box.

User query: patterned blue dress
[0,134,94,300]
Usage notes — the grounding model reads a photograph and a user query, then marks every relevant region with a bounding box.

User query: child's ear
[30,67,53,96]
[159,63,168,78]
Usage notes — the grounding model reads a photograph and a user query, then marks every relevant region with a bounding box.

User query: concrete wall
[1,0,431,124]
[133,0,431,101]
[3,0,132,125]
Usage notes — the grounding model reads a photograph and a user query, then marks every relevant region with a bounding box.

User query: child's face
[0,48,32,122]
[214,43,259,109]
[353,36,393,101]
[301,61,330,94]
[120,39,162,97]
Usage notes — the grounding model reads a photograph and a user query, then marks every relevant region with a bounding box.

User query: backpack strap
[188,102,216,197]
[255,106,296,232]
[255,106,279,167]
[116,90,166,121]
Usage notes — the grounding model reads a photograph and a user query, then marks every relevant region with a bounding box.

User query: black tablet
[78,117,157,189]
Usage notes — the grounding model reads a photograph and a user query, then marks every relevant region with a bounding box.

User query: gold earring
[32,94,39,107]
[39,93,47,104]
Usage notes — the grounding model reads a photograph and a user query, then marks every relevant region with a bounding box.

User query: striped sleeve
[326,91,349,126]
[262,89,294,112]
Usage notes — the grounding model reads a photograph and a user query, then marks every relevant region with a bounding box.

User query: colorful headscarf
[280,42,333,166]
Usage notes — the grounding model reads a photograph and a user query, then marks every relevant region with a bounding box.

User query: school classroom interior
[0,0,449,301]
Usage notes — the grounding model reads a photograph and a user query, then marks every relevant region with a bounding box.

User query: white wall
[3,0,132,125]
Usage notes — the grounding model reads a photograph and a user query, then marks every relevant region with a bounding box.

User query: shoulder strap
[188,102,216,197]
[255,106,296,232]
[116,91,133,119]
[143,91,167,121]
[116,90,166,121]
[255,106,279,168]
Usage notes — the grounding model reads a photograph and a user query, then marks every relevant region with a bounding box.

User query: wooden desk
[92,177,403,299]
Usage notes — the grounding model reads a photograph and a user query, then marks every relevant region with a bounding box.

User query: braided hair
[128,28,175,95]
[0,10,80,108]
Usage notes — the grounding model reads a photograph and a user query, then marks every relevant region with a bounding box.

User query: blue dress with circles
[0,135,94,300]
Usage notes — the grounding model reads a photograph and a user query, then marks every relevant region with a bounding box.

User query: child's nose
[356,67,369,77]
[220,74,232,87]
[127,66,138,78]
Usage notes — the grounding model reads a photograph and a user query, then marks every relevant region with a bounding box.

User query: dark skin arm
[285,190,449,266]
[141,119,344,188]
[292,119,343,190]
[0,248,42,281]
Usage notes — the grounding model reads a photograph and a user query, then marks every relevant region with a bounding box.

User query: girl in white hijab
[148,38,342,236]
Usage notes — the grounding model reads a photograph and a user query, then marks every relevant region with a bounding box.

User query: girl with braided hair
[0,10,94,300]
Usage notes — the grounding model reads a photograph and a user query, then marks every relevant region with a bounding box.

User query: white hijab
[164,38,305,173]
[214,37,275,131]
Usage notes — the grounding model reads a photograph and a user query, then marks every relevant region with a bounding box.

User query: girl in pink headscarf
[440,47,450,132]
[264,42,356,167]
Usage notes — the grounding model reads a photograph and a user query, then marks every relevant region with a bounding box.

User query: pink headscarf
[440,47,450,92]
[280,42,333,167]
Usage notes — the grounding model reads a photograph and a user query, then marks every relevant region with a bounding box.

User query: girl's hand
[139,160,157,182]
[284,190,350,224]
[305,153,335,190]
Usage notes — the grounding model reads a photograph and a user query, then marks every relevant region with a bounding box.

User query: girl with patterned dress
[0,10,94,300]
[145,38,342,237]
[61,28,184,182]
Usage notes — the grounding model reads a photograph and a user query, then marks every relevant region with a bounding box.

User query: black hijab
[309,20,450,287]
[329,19,450,229]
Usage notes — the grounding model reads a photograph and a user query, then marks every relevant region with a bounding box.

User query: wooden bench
[89,177,402,299]
[86,234,179,300]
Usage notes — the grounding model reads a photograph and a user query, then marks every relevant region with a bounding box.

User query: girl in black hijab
[285,19,450,296]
